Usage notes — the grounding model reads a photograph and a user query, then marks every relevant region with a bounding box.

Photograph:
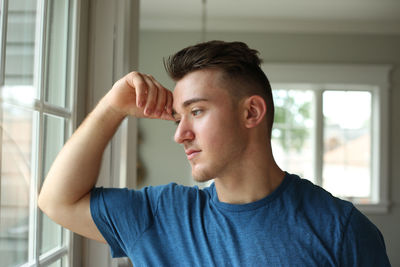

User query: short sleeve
[340,208,391,266]
[90,186,165,258]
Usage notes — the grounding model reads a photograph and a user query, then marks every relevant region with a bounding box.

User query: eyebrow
[172,98,208,117]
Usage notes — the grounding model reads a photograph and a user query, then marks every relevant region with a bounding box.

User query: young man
[39,41,390,266]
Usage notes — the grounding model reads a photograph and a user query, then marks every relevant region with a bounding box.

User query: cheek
[196,114,239,148]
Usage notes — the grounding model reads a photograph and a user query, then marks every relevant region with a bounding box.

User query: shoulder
[283,173,355,239]
[91,184,168,202]
[340,201,390,265]
[345,207,386,245]
[284,173,390,265]
[90,184,175,216]
[91,183,211,205]
[286,173,354,216]
[157,183,212,205]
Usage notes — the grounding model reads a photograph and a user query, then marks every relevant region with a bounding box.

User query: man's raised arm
[38,72,173,242]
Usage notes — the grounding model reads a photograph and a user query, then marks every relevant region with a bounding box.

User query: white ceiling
[140,0,400,35]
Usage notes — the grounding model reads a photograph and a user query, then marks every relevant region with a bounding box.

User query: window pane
[40,114,65,254]
[272,89,314,180]
[45,0,69,107]
[323,91,372,203]
[4,0,37,92]
[0,104,36,266]
[47,258,61,267]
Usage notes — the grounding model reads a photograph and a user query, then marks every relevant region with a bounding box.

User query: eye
[191,109,202,116]
[174,119,181,125]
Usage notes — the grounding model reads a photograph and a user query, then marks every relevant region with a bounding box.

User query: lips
[185,149,201,160]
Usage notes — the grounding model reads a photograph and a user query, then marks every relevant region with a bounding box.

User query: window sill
[356,201,390,214]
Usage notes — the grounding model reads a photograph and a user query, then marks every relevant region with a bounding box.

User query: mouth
[185,149,201,160]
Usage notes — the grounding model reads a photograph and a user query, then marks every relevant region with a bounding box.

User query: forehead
[173,69,229,108]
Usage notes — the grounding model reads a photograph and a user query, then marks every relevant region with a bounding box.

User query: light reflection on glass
[0,104,35,266]
[323,90,372,203]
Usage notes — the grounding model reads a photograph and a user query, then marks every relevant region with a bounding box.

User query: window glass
[323,90,372,203]
[47,258,62,267]
[272,89,314,180]
[40,114,65,254]
[4,0,37,91]
[0,104,36,266]
[45,0,69,107]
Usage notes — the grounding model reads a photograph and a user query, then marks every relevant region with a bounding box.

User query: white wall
[137,30,400,265]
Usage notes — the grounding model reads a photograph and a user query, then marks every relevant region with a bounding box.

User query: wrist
[98,95,128,120]
[93,97,127,128]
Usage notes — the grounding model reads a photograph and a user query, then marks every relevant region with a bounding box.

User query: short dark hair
[164,40,274,137]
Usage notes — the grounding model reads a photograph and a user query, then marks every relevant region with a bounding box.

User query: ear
[242,95,267,129]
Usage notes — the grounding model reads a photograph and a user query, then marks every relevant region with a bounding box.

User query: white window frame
[263,63,391,214]
[82,1,139,267]
[0,0,81,265]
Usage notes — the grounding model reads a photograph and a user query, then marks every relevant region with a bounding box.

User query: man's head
[165,41,275,182]
[164,40,274,137]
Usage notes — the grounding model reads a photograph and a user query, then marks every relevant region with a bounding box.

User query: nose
[174,118,195,144]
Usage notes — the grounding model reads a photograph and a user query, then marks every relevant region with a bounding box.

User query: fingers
[165,89,173,115]
[150,76,167,116]
[125,72,147,108]
[142,75,158,116]
[124,72,173,120]
[159,89,174,120]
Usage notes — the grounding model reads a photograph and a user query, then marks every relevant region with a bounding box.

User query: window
[264,63,391,213]
[0,0,78,266]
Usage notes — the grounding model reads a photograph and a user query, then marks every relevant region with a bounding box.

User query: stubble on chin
[191,167,213,183]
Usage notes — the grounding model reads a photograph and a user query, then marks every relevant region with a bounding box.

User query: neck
[214,142,285,204]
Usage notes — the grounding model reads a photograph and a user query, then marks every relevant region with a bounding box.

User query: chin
[192,173,213,183]
[191,167,214,183]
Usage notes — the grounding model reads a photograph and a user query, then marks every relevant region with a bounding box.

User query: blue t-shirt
[90,172,390,266]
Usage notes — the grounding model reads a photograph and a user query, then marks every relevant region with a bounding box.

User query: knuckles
[119,71,172,116]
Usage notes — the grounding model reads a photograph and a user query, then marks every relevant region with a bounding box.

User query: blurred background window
[265,63,390,212]
[272,88,373,204]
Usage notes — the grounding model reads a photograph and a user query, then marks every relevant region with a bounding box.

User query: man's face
[172,69,247,182]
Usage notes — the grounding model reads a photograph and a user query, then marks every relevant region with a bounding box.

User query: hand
[104,71,174,120]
